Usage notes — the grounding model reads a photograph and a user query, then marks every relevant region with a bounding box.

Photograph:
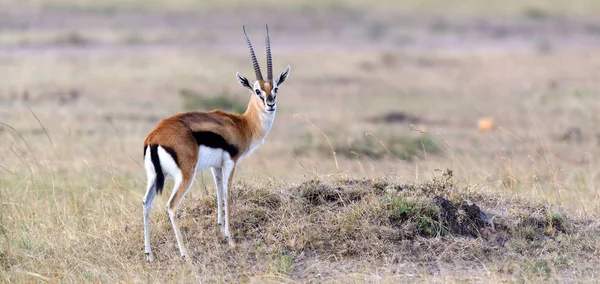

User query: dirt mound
[154,170,599,279]
[296,179,368,206]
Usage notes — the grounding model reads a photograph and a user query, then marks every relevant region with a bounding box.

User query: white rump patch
[144,146,155,181]
[157,146,181,179]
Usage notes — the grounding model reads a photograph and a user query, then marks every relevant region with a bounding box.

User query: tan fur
[143,89,270,213]
[144,92,269,164]
[258,80,273,94]
[259,80,275,104]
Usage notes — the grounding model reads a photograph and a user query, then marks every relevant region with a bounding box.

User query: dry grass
[1,49,600,281]
[293,129,443,161]
[1,0,600,282]
[1,167,599,282]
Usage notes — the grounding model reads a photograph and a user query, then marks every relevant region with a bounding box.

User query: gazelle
[142,25,290,262]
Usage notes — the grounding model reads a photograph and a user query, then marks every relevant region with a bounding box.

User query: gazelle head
[236,25,290,114]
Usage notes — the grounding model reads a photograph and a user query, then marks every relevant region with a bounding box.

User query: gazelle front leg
[210,167,224,231]
[221,159,237,247]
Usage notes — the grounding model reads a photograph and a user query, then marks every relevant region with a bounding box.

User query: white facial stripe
[253,81,266,97]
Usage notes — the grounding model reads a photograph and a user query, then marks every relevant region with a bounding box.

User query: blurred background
[2,1,600,281]
[1,0,600,212]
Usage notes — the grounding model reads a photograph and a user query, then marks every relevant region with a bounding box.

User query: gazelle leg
[221,159,236,247]
[166,169,195,261]
[210,167,224,231]
[143,148,157,262]
[142,180,157,262]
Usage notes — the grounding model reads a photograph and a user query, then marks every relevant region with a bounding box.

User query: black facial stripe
[192,131,239,157]
[255,88,265,101]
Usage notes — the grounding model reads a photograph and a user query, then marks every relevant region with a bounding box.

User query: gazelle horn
[265,24,273,81]
[243,25,263,81]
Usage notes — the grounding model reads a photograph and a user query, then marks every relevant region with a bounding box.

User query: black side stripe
[149,145,165,195]
[192,131,238,157]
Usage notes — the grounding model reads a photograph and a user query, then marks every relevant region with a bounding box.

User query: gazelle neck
[243,98,276,141]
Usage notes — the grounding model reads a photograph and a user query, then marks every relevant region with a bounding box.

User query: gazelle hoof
[146,253,154,262]
[228,238,237,248]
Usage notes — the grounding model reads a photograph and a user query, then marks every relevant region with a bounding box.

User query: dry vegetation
[1,0,600,282]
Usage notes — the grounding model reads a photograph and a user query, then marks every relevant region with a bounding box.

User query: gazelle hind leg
[210,167,224,231]
[166,169,195,261]
[143,148,157,262]
[221,159,236,247]
[143,182,157,262]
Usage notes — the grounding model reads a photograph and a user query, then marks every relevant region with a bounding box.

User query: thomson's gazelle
[142,25,290,262]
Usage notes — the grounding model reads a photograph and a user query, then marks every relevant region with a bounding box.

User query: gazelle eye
[273,88,279,93]
[255,89,261,95]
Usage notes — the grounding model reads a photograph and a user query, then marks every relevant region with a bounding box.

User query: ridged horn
[265,24,273,80]
[243,25,263,81]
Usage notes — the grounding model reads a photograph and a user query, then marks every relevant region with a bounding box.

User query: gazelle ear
[236,72,252,90]
[275,65,290,86]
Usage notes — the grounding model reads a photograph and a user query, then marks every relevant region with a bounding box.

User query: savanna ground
[1,0,600,282]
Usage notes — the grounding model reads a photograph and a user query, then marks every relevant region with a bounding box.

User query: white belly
[196,146,229,171]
